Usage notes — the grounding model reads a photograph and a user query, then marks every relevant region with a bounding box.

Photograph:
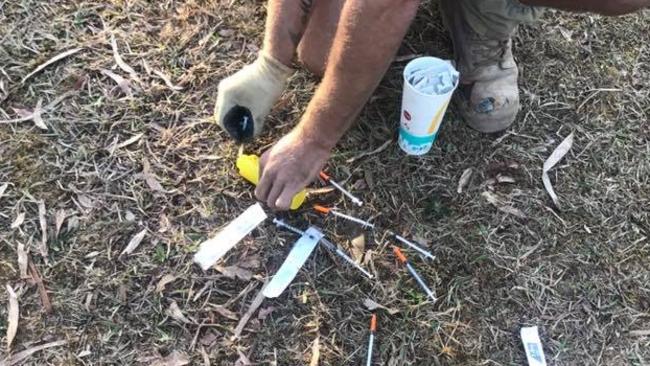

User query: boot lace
[468,38,510,68]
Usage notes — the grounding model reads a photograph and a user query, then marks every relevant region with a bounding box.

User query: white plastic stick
[193,203,267,270]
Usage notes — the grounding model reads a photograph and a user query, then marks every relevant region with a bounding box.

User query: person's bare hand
[255,129,331,210]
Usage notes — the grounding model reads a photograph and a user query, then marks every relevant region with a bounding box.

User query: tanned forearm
[295,0,420,149]
[263,0,314,66]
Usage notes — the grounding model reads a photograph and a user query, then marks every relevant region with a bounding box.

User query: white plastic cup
[398,57,459,155]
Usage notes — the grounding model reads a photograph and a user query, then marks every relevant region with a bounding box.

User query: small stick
[320,171,363,206]
[393,247,437,303]
[366,314,377,366]
[273,219,373,279]
[314,205,375,229]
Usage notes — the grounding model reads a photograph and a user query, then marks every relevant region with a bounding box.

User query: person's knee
[592,0,649,15]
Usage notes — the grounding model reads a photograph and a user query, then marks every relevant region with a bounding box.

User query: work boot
[440,0,542,133]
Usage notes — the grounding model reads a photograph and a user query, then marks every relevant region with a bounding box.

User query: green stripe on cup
[399,127,437,145]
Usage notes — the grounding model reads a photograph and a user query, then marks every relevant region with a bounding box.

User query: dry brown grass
[1,1,649,365]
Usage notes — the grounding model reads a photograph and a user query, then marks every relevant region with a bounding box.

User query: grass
[0,1,649,365]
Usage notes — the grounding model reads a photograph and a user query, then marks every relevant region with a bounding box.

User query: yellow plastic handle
[236,154,306,210]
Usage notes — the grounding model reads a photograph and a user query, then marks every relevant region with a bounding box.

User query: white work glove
[215,52,293,141]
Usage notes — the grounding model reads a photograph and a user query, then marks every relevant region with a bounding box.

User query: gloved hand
[215,53,293,142]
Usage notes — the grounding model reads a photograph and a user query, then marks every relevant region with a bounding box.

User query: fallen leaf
[350,234,365,263]
[31,99,47,130]
[158,213,171,233]
[235,350,251,366]
[257,306,275,320]
[0,340,67,365]
[155,274,177,293]
[153,69,183,91]
[17,243,28,279]
[214,265,253,281]
[0,183,8,198]
[100,69,132,95]
[29,261,52,314]
[457,168,473,194]
[150,350,190,366]
[120,229,147,256]
[38,200,48,259]
[166,300,192,324]
[309,336,320,366]
[11,212,25,229]
[22,48,83,83]
[481,192,527,219]
[142,159,165,192]
[77,350,92,358]
[496,174,516,184]
[54,209,66,237]
[77,194,94,209]
[110,34,139,80]
[110,132,143,152]
[212,305,238,320]
[482,191,502,206]
[363,298,400,315]
[6,284,19,349]
[542,132,574,208]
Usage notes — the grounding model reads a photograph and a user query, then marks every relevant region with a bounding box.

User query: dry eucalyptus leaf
[2,339,67,365]
[142,159,165,192]
[110,34,139,79]
[6,284,19,349]
[212,305,238,320]
[38,200,48,258]
[496,174,516,184]
[0,183,8,198]
[31,99,47,130]
[166,301,192,324]
[17,243,29,279]
[77,194,95,209]
[457,168,473,194]
[158,213,171,233]
[155,274,177,293]
[542,132,574,208]
[54,209,66,238]
[100,69,132,95]
[481,192,527,219]
[120,229,147,256]
[153,69,184,91]
[350,234,365,263]
[363,298,400,315]
[22,48,82,83]
[11,212,25,229]
[309,336,320,366]
[112,132,144,151]
[214,265,253,281]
